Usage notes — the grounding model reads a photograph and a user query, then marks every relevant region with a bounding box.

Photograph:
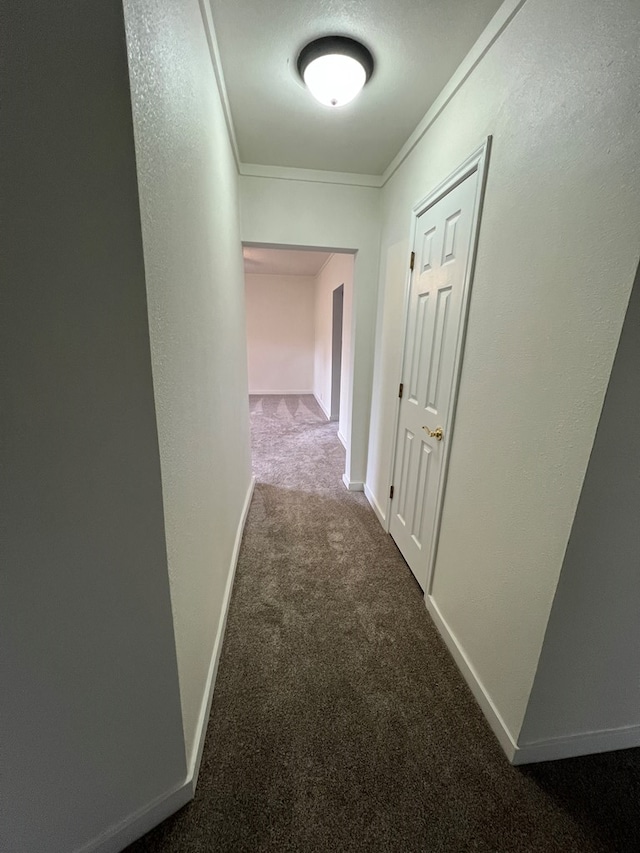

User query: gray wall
[1,3,187,851]
[520,257,640,746]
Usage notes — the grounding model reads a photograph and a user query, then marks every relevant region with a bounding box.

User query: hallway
[127,396,640,853]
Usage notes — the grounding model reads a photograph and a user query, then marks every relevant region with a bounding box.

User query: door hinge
[389,485,394,500]
[409,251,415,271]
[398,382,404,399]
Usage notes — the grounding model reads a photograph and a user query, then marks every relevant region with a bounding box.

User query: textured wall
[245,274,316,393]
[124,0,253,770]
[1,2,186,851]
[367,0,640,740]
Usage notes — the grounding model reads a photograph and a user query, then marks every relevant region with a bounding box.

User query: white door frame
[386,137,492,595]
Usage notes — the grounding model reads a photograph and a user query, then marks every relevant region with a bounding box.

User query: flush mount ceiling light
[297,36,374,108]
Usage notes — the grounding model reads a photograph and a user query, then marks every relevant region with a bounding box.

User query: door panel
[412,442,432,547]
[389,171,479,590]
[426,286,452,414]
[408,293,429,404]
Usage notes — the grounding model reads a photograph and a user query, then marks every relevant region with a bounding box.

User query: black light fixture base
[297,36,375,84]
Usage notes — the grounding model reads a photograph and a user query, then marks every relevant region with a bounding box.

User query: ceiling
[243,247,333,276]
[208,0,504,175]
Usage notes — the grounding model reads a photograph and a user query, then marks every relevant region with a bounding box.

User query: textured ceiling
[208,0,504,175]
[243,247,333,276]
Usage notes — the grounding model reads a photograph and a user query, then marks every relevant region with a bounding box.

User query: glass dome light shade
[297,36,374,109]
[303,53,367,107]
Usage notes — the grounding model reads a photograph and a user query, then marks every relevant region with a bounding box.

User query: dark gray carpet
[126,394,640,852]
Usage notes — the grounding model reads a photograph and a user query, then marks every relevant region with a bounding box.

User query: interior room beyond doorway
[243,245,355,454]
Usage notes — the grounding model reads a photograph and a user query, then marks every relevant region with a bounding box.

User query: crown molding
[198,0,241,170]
[381,0,528,186]
[239,163,384,188]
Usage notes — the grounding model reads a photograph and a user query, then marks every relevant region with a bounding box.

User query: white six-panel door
[389,167,481,591]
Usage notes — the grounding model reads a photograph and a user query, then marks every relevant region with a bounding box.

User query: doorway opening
[242,244,355,485]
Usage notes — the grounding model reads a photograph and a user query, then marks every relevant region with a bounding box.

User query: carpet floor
[126,394,640,852]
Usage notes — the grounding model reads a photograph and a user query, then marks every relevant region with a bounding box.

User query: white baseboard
[75,782,192,853]
[80,475,257,853]
[188,473,256,787]
[337,430,347,449]
[314,393,331,421]
[342,473,364,491]
[425,594,518,763]
[514,723,640,765]
[249,389,313,395]
[364,483,387,528]
[427,594,640,766]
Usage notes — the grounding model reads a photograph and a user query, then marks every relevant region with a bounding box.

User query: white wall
[313,253,355,440]
[245,274,315,393]
[518,259,640,757]
[366,0,640,746]
[124,0,253,775]
[2,3,187,852]
[239,177,380,488]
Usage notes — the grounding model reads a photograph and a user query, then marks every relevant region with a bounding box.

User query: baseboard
[74,780,192,853]
[425,594,519,763]
[189,473,256,787]
[249,389,313,395]
[79,475,257,853]
[425,595,640,766]
[514,723,640,765]
[364,483,387,528]
[314,393,331,421]
[342,473,364,491]
[337,430,347,449]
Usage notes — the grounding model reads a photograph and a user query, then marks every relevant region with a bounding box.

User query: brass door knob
[422,425,443,441]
